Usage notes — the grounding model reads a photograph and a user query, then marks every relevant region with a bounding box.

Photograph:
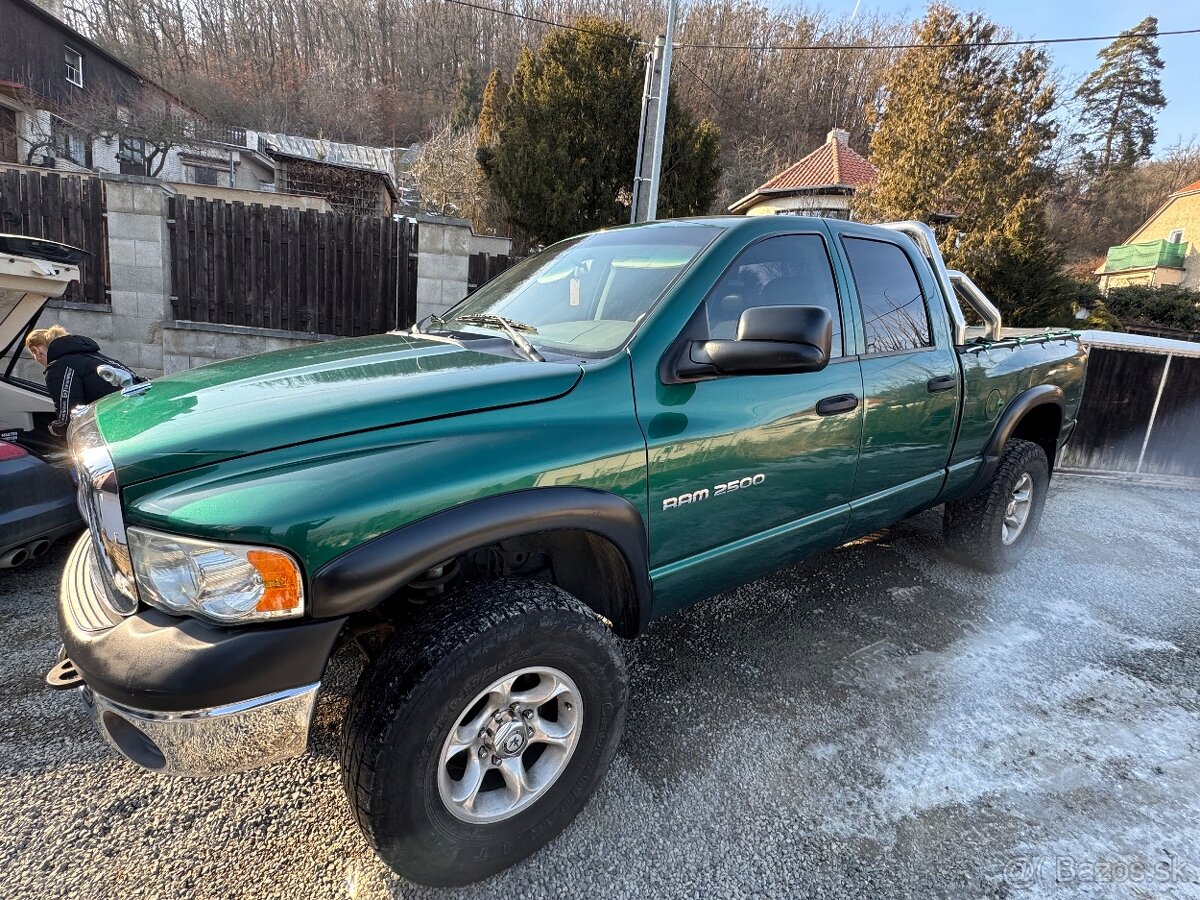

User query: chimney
[827,128,850,146]
[33,0,64,18]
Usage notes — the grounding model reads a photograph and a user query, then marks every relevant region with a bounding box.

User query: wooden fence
[0,167,109,305]
[168,196,417,336]
[467,251,515,294]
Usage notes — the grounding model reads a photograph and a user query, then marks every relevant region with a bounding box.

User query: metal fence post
[1134,353,1173,474]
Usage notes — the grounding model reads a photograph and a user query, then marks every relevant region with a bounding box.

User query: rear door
[634,228,864,612]
[832,226,960,535]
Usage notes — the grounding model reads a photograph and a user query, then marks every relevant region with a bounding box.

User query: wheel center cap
[489,718,527,758]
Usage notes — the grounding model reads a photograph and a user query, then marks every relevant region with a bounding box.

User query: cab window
[703,235,843,357]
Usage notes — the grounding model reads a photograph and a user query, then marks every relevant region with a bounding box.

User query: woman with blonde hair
[25,325,139,434]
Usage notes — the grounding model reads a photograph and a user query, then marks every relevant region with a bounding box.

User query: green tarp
[1104,239,1187,273]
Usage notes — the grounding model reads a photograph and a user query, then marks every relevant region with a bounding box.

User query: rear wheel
[944,439,1050,573]
[341,578,627,886]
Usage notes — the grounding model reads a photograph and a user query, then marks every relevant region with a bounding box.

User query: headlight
[127,527,304,623]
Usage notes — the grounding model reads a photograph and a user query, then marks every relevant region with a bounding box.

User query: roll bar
[946,270,1003,342]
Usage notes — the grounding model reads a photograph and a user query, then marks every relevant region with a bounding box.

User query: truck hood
[94,334,583,483]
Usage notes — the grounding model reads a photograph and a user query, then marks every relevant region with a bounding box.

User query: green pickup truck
[41,216,1085,885]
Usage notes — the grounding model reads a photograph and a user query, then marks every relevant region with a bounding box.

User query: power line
[441,0,645,44]
[440,2,1198,55]
[673,57,748,125]
[675,27,1200,52]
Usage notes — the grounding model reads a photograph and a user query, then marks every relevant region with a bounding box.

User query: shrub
[1103,284,1200,332]
[1084,303,1123,331]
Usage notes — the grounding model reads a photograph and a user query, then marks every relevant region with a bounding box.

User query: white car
[0,234,84,567]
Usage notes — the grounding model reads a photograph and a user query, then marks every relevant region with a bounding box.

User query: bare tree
[72,83,200,177]
[0,82,62,166]
[66,0,907,173]
[410,118,505,234]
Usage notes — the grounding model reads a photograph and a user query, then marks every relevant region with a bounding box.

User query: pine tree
[486,19,721,246]
[477,68,506,148]
[450,65,485,132]
[1074,17,1166,177]
[859,5,1071,326]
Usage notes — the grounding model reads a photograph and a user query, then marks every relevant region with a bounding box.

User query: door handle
[816,394,859,416]
[927,375,958,393]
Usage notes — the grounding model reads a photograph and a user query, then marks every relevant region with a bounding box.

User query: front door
[634,231,864,613]
[834,229,960,535]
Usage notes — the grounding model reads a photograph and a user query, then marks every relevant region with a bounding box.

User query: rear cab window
[842,237,933,355]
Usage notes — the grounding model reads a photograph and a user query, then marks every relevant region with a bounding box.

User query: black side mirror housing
[684,305,832,378]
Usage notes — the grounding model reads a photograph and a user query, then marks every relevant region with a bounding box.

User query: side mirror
[687,305,832,377]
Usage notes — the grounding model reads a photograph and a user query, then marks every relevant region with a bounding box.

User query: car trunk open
[0,235,84,435]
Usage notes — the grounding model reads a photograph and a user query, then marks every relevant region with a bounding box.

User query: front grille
[68,409,139,617]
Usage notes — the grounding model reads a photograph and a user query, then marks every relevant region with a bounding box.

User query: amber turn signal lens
[247,550,302,613]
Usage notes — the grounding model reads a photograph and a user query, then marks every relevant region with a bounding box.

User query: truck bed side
[945,333,1087,497]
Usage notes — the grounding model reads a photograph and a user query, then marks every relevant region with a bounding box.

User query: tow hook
[45,656,84,690]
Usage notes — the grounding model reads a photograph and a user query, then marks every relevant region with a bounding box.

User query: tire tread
[944,439,1049,573]
[339,578,624,884]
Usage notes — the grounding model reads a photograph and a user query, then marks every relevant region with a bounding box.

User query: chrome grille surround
[60,532,124,633]
[68,407,138,616]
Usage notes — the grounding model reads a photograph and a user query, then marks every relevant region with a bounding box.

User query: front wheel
[944,439,1050,573]
[340,579,627,886]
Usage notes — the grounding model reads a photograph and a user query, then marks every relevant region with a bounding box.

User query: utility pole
[629,39,659,224]
[630,0,678,223]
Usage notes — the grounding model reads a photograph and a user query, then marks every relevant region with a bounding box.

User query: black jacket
[44,335,137,431]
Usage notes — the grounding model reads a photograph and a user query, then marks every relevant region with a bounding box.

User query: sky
[828,1,1198,155]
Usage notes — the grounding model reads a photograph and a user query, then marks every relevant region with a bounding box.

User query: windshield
[437,226,720,356]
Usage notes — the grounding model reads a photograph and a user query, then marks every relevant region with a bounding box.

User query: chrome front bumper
[57,532,343,778]
[82,681,320,778]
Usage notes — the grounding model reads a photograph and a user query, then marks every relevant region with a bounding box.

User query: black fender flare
[958,384,1065,500]
[309,487,652,634]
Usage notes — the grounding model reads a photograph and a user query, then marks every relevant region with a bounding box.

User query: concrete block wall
[37,175,173,379]
[415,215,472,321]
[161,322,324,374]
[36,179,513,381]
[470,232,512,257]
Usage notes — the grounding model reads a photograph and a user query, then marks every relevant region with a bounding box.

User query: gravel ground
[2,474,1199,900]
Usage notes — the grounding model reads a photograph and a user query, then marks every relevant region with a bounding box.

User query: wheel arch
[959,384,1065,500]
[310,487,652,637]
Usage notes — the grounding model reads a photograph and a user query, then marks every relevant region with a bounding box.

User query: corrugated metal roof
[260,133,400,186]
[1079,330,1200,359]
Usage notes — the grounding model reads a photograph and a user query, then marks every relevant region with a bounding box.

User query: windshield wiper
[413,312,447,335]
[455,314,546,362]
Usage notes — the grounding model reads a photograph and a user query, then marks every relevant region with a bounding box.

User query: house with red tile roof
[728,128,878,218]
[1096,179,1200,292]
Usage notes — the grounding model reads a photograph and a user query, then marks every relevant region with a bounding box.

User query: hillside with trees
[67,0,906,213]
[67,0,1198,324]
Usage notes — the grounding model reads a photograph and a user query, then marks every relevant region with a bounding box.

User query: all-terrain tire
[340,578,627,887]
[944,438,1050,573]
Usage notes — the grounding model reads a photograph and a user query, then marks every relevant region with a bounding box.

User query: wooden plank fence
[169,196,417,337]
[467,251,515,294]
[0,167,109,305]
